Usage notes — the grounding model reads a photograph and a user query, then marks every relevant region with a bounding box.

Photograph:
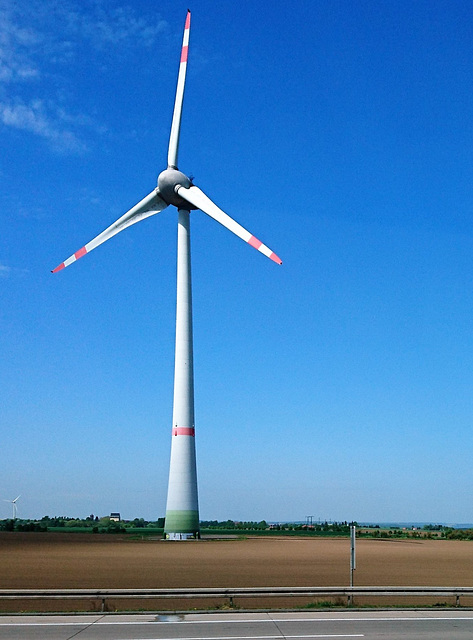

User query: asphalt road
[1,610,473,639]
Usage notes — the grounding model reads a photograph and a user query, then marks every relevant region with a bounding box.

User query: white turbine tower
[52,11,281,540]
[4,495,20,519]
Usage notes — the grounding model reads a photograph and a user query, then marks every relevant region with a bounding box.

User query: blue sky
[2,0,473,524]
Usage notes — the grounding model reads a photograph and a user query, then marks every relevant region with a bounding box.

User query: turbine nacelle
[158,168,195,209]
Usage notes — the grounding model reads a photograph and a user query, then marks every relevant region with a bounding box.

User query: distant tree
[65,519,83,528]
[132,518,147,528]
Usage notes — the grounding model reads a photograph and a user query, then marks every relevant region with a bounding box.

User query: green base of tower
[164,510,200,539]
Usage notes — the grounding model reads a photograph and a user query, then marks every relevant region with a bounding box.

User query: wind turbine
[4,495,20,519]
[52,11,281,540]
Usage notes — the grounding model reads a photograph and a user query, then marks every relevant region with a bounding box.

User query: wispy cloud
[0,2,42,84]
[0,259,30,278]
[0,100,87,153]
[0,0,168,153]
[0,262,11,278]
[65,5,167,49]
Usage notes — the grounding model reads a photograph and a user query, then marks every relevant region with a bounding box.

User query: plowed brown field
[1,533,473,611]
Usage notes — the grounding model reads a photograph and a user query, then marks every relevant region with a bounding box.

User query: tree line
[0,515,165,533]
[0,517,470,538]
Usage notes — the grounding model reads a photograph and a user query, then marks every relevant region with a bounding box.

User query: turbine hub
[158,168,194,208]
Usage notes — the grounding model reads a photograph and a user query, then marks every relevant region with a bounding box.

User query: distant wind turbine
[52,11,281,540]
[4,495,20,519]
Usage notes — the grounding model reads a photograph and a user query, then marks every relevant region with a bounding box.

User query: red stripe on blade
[52,263,65,273]
[270,252,282,265]
[185,11,191,29]
[248,235,262,250]
[181,46,188,62]
[74,247,87,260]
[173,427,195,436]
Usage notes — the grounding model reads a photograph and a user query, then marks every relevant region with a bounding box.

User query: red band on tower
[173,426,195,436]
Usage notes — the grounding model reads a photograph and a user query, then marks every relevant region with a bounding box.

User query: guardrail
[1,586,473,611]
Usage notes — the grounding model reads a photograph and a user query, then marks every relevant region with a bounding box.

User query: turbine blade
[167,10,191,169]
[13,495,20,502]
[177,185,282,264]
[52,189,168,272]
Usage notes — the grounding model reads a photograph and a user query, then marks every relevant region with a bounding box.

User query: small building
[110,512,121,522]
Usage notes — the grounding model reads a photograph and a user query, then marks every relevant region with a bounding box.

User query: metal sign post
[350,525,356,587]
